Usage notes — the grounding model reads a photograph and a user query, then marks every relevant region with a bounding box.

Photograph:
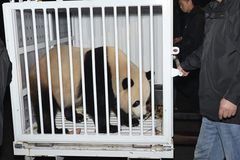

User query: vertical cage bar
[43,9,55,134]
[78,8,87,134]
[78,7,87,135]
[72,13,78,46]
[150,5,155,136]
[90,7,99,134]
[48,12,54,46]
[126,6,132,135]
[138,6,143,135]
[32,9,44,135]
[162,0,174,141]
[102,7,110,135]
[20,9,34,134]
[66,8,77,134]
[114,6,121,134]
[55,8,66,134]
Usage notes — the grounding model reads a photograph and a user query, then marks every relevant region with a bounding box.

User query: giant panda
[29,45,151,133]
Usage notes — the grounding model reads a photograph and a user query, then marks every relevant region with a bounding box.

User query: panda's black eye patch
[122,78,134,90]
[132,100,140,108]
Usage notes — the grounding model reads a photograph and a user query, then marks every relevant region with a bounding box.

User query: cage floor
[55,112,162,136]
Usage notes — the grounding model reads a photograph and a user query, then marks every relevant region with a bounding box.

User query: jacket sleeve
[0,38,12,146]
[175,12,205,62]
[224,66,240,106]
[180,45,203,71]
[230,11,240,54]
[224,7,240,106]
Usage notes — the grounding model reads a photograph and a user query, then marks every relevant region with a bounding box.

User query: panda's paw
[65,110,83,123]
[76,113,84,123]
[110,125,118,133]
[132,118,139,127]
[98,125,118,133]
[64,108,74,121]
[121,118,139,127]
[55,128,68,134]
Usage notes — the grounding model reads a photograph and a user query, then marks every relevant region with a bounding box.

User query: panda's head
[120,71,151,118]
[106,46,151,118]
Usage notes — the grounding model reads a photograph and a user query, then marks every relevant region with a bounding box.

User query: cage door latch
[172,47,182,77]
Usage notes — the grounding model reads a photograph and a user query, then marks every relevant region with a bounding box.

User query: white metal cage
[3,0,175,159]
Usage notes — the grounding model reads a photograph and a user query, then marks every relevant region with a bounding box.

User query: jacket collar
[205,0,228,18]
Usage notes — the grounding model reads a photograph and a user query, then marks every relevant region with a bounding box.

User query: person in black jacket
[175,0,205,62]
[0,38,12,158]
[178,0,240,159]
[173,0,205,113]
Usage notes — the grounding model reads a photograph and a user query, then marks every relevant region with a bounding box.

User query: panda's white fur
[29,45,150,133]
[32,46,89,108]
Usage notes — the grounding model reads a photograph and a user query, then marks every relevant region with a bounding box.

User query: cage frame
[3,0,174,159]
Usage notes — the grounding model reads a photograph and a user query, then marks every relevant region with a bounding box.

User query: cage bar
[48,12,54,47]
[125,6,132,135]
[150,6,155,136]
[101,7,110,135]
[20,9,35,134]
[43,8,55,134]
[90,7,99,134]
[55,8,66,134]
[113,6,121,134]
[137,6,144,135]
[78,7,88,135]
[66,8,77,134]
[32,9,43,135]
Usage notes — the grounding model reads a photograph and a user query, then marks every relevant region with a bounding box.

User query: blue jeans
[194,117,240,160]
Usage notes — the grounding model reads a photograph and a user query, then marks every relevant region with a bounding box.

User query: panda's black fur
[30,46,151,134]
[84,47,140,133]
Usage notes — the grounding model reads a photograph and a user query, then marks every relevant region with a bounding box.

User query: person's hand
[218,98,237,120]
[173,37,183,44]
[177,65,189,76]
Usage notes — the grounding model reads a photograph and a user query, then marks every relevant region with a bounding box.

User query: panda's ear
[146,71,151,80]
[122,78,134,90]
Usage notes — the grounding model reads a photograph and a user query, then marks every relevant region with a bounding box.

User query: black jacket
[181,0,240,124]
[174,6,204,112]
[0,38,12,145]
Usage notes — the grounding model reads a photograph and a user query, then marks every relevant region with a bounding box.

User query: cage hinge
[172,46,182,77]
[132,144,152,149]
[15,142,24,149]
[172,47,180,67]
[34,143,54,147]
[161,145,174,151]
[132,144,174,152]
[172,47,180,55]
[152,144,174,152]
